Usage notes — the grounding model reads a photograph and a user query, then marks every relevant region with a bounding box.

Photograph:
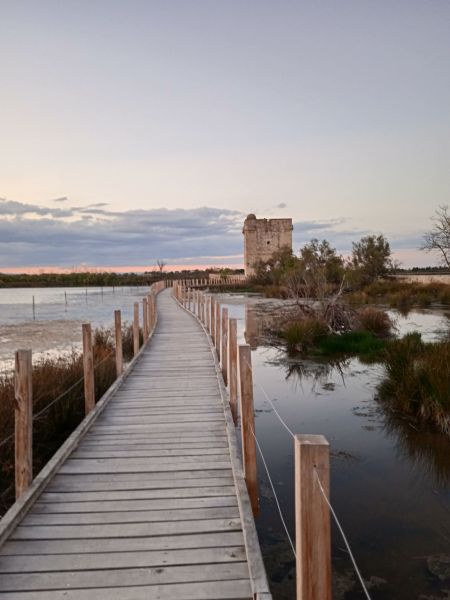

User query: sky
[1,0,449,271]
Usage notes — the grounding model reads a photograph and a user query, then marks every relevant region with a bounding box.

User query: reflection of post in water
[244,304,258,349]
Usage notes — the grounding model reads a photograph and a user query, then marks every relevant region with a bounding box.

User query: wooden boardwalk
[0,289,270,599]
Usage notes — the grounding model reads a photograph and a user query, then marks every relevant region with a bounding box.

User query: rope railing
[250,424,296,558]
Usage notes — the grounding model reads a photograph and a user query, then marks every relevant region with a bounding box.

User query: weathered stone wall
[243,214,293,276]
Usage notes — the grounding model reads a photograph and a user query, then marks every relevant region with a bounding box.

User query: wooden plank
[0,531,245,556]
[11,518,242,540]
[46,476,234,493]
[35,486,237,502]
[59,459,232,475]
[0,562,250,592]
[71,448,230,459]
[24,506,239,526]
[0,579,253,599]
[31,495,238,513]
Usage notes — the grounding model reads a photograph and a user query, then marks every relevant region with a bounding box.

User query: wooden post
[295,435,331,600]
[82,323,95,415]
[114,310,123,377]
[143,298,149,339]
[238,344,258,515]
[215,302,221,357]
[221,307,228,385]
[201,293,205,324]
[151,294,156,330]
[147,294,152,333]
[211,298,216,343]
[206,297,210,332]
[133,302,140,356]
[229,318,238,424]
[14,349,32,499]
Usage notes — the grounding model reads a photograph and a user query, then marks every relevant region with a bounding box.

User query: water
[217,294,450,599]
[0,286,149,370]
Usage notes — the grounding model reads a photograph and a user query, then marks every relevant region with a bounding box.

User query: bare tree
[421,205,450,269]
[156,259,166,273]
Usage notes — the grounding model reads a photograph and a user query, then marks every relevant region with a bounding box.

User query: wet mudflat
[220,294,450,600]
[0,286,148,370]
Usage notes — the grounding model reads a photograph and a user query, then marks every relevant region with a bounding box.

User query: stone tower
[242,214,293,277]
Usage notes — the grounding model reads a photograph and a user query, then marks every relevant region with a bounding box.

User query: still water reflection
[221,294,450,600]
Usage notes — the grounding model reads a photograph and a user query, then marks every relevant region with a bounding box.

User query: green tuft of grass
[316,331,385,357]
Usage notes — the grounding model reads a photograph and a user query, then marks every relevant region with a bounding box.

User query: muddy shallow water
[217,294,450,600]
[0,286,149,371]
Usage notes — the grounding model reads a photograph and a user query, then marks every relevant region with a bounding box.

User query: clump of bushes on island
[0,322,139,516]
[257,233,450,435]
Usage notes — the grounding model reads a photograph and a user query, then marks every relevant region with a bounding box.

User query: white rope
[314,468,372,600]
[244,357,295,438]
[250,426,297,558]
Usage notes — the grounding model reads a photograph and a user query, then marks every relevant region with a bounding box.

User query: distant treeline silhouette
[0,268,244,288]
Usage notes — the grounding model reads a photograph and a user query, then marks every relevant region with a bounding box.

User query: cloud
[52,197,68,203]
[277,202,287,209]
[0,198,244,267]
[0,198,428,268]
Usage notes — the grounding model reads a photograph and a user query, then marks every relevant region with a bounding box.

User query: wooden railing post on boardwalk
[206,296,211,333]
[143,297,149,339]
[228,318,238,425]
[146,294,152,333]
[114,310,123,377]
[82,323,95,415]
[221,307,228,385]
[215,301,221,357]
[295,435,331,600]
[133,302,140,356]
[211,297,216,343]
[238,344,259,515]
[14,349,32,500]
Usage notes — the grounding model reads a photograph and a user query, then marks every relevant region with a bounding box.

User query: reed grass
[378,333,450,435]
[348,280,450,309]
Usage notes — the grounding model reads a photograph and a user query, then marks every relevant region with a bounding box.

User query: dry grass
[348,279,450,309]
[356,307,393,338]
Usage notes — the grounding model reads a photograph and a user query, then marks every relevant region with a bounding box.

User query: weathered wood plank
[0,579,253,599]
[0,562,250,591]
[0,531,245,556]
[0,545,246,572]
[10,518,242,539]
[59,459,232,474]
[37,486,236,502]
[46,476,234,493]
[32,495,237,513]
[24,506,239,525]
